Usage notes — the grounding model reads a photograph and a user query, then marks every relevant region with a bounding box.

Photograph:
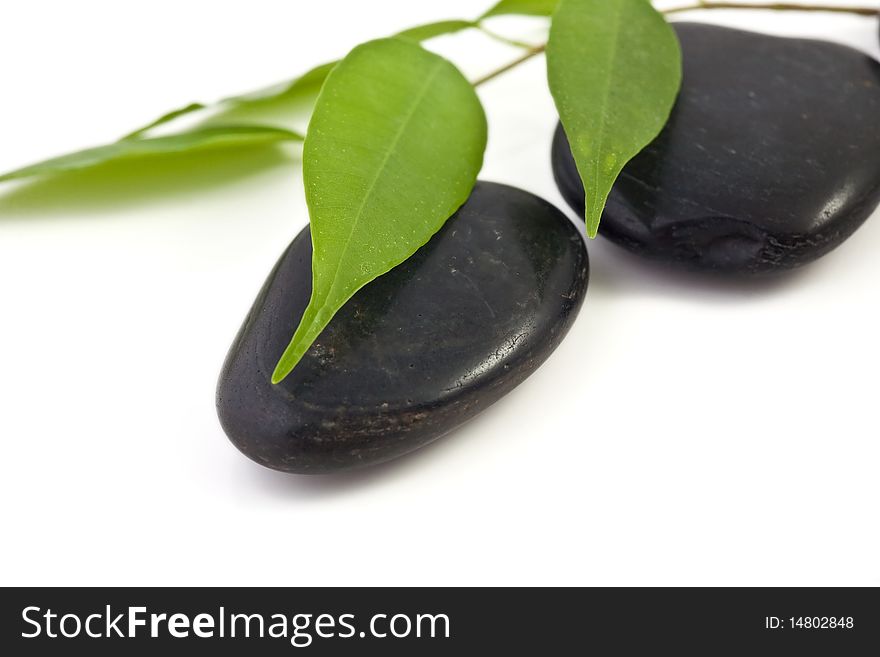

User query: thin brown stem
[477,24,538,50]
[472,44,546,87]
[471,1,878,87]
[665,2,878,16]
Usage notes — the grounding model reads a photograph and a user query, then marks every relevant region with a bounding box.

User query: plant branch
[472,44,546,87]
[477,24,538,50]
[664,1,879,16]
[471,1,878,87]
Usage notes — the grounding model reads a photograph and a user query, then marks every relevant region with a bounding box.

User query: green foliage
[1,0,693,384]
[481,0,559,19]
[221,61,339,110]
[121,20,477,141]
[271,38,487,383]
[121,103,207,140]
[394,19,477,41]
[546,0,681,237]
[0,126,302,183]
[0,19,477,185]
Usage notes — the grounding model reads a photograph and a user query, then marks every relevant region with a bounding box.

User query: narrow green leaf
[99,62,337,147]
[546,0,681,237]
[0,17,478,185]
[0,125,302,183]
[120,102,207,140]
[218,18,478,108]
[221,61,339,107]
[271,38,487,384]
[394,19,476,42]
[121,18,477,139]
[480,0,559,19]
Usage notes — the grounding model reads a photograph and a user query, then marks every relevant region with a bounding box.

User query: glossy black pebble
[552,23,880,273]
[217,182,589,474]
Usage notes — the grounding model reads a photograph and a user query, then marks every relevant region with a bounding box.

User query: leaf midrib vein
[319,60,444,308]
[588,0,625,229]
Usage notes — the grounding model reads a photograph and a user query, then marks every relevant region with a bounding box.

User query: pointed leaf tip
[547,0,681,236]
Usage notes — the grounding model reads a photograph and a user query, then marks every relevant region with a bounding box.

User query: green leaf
[394,19,477,42]
[0,125,302,183]
[546,0,681,237]
[0,17,479,185]
[271,38,487,384]
[480,0,559,19]
[120,102,207,140]
[122,18,478,139]
[103,62,337,145]
[215,18,478,109]
[221,61,339,108]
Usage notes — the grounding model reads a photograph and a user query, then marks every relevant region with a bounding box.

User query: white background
[1,1,878,586]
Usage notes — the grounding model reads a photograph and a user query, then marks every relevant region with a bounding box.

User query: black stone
[217,182,589,474]
[552,23,880,274]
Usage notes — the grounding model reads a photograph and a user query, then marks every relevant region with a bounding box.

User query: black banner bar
[2,587,877,654]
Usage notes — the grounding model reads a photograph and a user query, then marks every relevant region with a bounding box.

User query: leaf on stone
[480,0,559,19]
[546,0,681,237]
[0,125,302,183]
[271,37,487,384]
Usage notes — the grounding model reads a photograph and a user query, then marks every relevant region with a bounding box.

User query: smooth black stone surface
[217,182,589,474]
[552,23,880,273]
